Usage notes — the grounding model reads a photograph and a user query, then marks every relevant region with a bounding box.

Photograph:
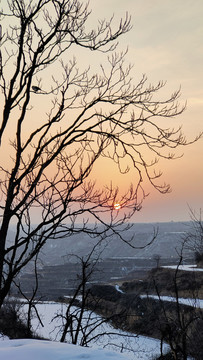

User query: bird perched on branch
[32,85,42,93]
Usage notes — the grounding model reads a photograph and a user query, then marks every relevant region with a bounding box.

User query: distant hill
[13,222,195,299]
[35,221,193,266]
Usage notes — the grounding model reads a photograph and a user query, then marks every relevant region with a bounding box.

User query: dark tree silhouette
[0,0,200,309]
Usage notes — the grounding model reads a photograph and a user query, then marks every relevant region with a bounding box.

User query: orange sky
[89,0,203,222]
[1,0,203,223]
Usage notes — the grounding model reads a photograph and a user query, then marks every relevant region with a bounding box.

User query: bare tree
[51,244,138,354]
[56,242,103,344]
[0,0,200,309]
[13,253,44,335]
[51,243,110,345]
[152,254,203,360]
[183,209,203,266]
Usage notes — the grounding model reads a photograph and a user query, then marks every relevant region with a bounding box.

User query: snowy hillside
[20,300,168,360]
[0,339,130,360]
[0,299,169,360]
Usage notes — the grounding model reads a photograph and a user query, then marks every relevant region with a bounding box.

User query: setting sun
[114,202,121,210]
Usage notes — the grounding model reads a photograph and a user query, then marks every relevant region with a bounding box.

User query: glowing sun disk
[114,202,121,210]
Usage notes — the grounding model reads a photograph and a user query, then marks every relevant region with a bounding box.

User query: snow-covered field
[23,301,168,360]
[1,263,202,359]
[0,300,169,360]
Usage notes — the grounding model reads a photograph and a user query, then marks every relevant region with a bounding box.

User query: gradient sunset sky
[2,0,203,224]
[90,0,203,222]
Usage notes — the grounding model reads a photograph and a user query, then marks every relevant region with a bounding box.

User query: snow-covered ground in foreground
[14,300,168,360]
[2,263,202,359]
[0,338,130,360]
[140,295,203,308]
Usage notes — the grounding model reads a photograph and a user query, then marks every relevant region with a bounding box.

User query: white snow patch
[0,339,129,360]
[162,264,203,272]
[140,295,203,309]
[115,285,125,294]
[16,300,169,360]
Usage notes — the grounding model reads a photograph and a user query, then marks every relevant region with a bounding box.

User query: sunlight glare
[114,202,121,210]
